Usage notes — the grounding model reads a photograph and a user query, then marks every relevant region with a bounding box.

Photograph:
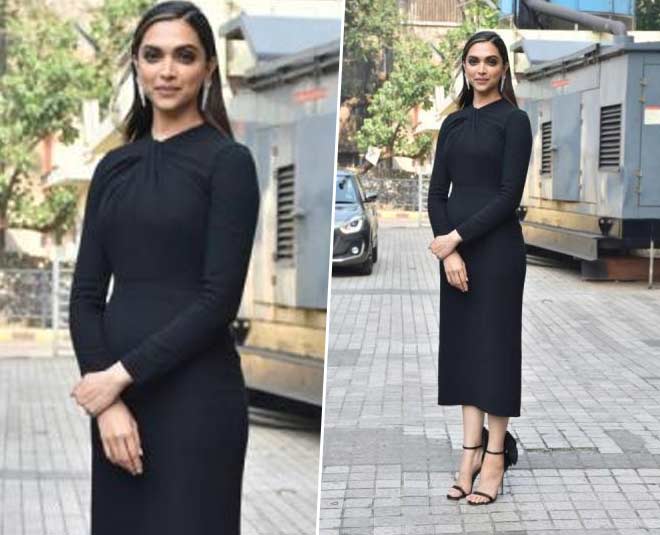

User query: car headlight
[339,215,365,234]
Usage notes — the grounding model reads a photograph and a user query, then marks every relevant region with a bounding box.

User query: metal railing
[0,268,52,327]
[0,263,74,357]
[52,263,74,357]
[361,174,431,225]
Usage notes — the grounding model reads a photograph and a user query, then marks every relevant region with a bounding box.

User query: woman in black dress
[68,2,259,533]
[427,31,532,505]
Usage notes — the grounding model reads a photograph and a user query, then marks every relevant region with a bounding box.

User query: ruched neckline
[468,97,505,111]
[149,121,209,144]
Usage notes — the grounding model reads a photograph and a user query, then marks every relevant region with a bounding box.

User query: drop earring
[201,78,211,110]
[137,81,146,107]
[133,60,146,107]
[500,74,506,93]
[464,72,471,90]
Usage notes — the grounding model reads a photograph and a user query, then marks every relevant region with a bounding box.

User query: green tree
[355,0,499,165]
[0,0,151,250]
[432,0,499,95]
[636,0,660,30]
[340,0,401,153]
[87,0,154,112]
[0,1,93,248]
[342,0,401,99]
[355,33,443,163]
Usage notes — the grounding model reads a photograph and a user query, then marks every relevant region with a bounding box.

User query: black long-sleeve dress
[427,98,532,417]
[69,121,260,534]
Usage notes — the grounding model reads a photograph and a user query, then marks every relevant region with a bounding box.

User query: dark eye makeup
[467,55,500,66]
[140,45,199,63]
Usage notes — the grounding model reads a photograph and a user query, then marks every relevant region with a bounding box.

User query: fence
[0,269,52,327]
[0,264,74,356]
[360,174,431,224]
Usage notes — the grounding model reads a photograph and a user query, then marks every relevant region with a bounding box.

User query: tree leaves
[354,0,499,164]
[355,33,442,161]
[0,0,152,246]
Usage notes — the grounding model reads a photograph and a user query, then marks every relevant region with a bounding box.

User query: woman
[68,2,260,533]
[427,30,532,505]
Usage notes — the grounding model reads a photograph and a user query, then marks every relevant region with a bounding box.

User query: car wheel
[359,251,374,275]
[372,244,378,263]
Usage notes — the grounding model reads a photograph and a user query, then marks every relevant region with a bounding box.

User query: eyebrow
[141,44,200,53]
[467,54,500,60]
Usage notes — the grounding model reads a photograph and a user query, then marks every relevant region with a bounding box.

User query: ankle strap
[462,444,483,450]
[485,449,504,455]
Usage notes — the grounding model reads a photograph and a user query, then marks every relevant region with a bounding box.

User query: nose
[160,57,176,79]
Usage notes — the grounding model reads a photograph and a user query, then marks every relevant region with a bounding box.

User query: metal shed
[224,24,340,404]
[513,37,660,269]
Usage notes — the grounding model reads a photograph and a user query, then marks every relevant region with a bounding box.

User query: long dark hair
[122,1,233,142]
[457,31,517,109]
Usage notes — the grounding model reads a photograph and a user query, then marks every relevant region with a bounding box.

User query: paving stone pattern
[0,355,319,535]
[320,224,660,535]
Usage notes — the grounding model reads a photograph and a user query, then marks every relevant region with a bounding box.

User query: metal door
[552,92,582,201]
[640,62,660,207]
[294,113,336,309]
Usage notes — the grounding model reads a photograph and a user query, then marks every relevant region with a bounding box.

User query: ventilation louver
[599,104,622,169]
[541,121,552,175]
[276,164,295,260]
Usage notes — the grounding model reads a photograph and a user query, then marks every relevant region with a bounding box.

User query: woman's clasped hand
[70,361,133,417]
[96,400,144,476]
[70,362,143,476]
[429,230,469,293]
[442,251,469,293]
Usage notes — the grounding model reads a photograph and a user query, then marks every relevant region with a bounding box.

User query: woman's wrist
[108,361,133,389]
[450,229,463,244]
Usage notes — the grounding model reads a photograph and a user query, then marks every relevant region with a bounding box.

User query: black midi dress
[427,98,532,417]
[68,122,260,534]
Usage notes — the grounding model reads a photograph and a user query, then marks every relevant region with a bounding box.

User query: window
[335,176,358,204]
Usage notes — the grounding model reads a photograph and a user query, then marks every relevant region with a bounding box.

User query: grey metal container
[514,38,660,261]
[227,37,340,405]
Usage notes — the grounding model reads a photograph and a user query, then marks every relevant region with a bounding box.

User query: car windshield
[336,176,358,204]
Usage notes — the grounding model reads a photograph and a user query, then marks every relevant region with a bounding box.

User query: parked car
[333,170,378,275]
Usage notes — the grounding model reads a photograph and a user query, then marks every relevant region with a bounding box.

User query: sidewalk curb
[0,327,67,343]
[377,209,423,220]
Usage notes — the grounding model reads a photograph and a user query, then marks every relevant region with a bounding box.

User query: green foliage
[344,0,400,63]
[342,0,400,99]
[356,33,442,160]
[0,0,151,245]
[433,0,500,95]
[636,0,660,30]
[9,184,79,240]
[87,0,154,112]
[0,2,94,152]
[355,0,500,163]
[0,0,92,242]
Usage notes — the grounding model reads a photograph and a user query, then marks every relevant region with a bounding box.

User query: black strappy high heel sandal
[446,426,489,500]
[467,430,518,505]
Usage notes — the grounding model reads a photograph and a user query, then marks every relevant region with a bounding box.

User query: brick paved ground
[0,351,319,535]
[319,222,660,535]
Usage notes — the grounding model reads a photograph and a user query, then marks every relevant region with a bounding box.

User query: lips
[155,87,180,93]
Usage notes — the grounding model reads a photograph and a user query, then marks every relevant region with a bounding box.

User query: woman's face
[463,41,507,95]
[133,19,216,113]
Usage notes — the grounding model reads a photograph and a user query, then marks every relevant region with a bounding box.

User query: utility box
[513,38,660,261]
[226,30,340,404]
